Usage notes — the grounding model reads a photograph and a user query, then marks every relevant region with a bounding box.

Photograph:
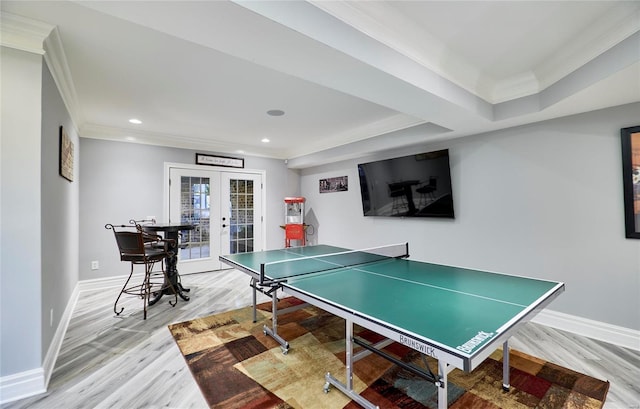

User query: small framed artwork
[621,125,640,239]
[319,176,348,193]
[59,126,74,182]
[196,153,244,168]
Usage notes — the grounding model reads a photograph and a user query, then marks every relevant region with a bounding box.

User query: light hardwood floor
[2,270,639,409]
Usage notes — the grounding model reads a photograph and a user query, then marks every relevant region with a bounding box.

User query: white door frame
[163,162,267,253]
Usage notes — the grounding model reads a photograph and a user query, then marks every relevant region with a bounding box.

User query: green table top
[221,244,564,360]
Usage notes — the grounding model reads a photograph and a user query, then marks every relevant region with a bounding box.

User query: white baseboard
[77,274,138,292]
[0,275,138,404]
[0,367,46,404]
[531,309,640,351]
[42,284,80,387]
[2,286,637,404]
[1,283,81,405]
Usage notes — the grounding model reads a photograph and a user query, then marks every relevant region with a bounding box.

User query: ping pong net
[259,242,409,286]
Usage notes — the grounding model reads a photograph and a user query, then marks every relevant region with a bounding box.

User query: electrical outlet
[91,261,99,270]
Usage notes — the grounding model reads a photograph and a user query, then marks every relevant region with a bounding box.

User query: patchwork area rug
[168,298,609,409]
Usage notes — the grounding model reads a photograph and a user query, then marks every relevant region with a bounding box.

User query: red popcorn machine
[284,197,306,247]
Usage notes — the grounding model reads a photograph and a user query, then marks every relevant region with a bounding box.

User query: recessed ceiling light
[125,136,136,142]
[236,150,245,154]
[266,109,285,116]
[261,138,270,143]
[129,118,142,124]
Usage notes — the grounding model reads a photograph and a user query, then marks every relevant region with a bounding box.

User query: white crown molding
[43,27,84,128]
[489,71,541,105]
[308,1,487,104]
[492,4,640,104]
[286,121,452,169]
[0,12,83,133]
[310,1,640,105]
[285,114,427,159]
[80,123,281,159]
[81,113,424,160]
[0,12,53,55]
[534,2,640,93]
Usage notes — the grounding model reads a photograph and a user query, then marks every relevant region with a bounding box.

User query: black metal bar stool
[105,223,177,319]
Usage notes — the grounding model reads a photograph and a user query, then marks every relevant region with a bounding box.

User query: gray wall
[41,62,80,358]
[1,44,298,382]
[1,47,44,376]
[79,138,299,281]
[1,48,80,379]
[300,103,640,331]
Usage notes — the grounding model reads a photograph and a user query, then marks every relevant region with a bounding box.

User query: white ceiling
[2,1,639,168]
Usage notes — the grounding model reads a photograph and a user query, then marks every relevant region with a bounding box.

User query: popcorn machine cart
[284,197,306,247]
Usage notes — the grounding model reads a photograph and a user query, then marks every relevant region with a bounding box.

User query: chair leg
[115,259,178,320]
[143,261,154,320]
[114,263,135,316]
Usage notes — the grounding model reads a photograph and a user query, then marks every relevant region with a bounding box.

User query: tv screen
[357,149,455,218]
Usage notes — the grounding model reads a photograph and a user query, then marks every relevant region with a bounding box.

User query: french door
[167,165,263,273]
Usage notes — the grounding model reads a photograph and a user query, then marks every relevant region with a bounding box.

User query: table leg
[503,340,510,392]
[437,361,450,409]
[165,251,190,301]
[149,232,190,305]
[251,277,257,323]
[262,288,289,353]
[324,319,379,409]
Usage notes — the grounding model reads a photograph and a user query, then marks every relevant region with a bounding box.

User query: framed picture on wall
[319,176,348,193]
[621,125,640,239]
[59,126,74,182]
[195,153,244,168]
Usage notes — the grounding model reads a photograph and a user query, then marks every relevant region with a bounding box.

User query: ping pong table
[220,243,564,409]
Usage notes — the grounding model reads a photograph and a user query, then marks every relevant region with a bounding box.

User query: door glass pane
[180,176,211,260]
[229,178,255,254]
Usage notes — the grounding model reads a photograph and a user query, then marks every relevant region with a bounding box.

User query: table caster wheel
[323,382,331,393]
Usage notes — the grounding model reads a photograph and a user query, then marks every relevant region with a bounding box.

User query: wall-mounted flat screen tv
[357,149,455,218]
